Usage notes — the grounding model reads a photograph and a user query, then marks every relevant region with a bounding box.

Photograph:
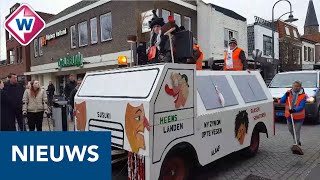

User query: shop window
[174,13,181,27]
[90,17,98,44]
[100,12,112,42]
[39,37,43,56]
[224,28,238,49]
[78,21,88,47]
[184,16,191,31]
[70,25,77,48]
[232,75,267,103]
[197,75,238,110]
[162,9,170,23]
[34,39,38,57]
[263,35,272,56]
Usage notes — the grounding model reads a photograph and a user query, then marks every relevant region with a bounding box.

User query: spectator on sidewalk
[47,81,55,107]
[4,73,25,131]
[22,80,48,131]
[70,78,82,122]
[64,74,77,121]
[0,80,16,131]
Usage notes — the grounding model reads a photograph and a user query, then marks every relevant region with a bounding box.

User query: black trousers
[15,110,25,131]
[27,112,44,131]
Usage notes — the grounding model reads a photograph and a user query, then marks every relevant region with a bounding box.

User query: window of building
[263,35,272,56]
[162,9,170,23]
[293,30,298,38]
[71,25,77,48]
[34,39,39,57]
[9,49,15,64]
[78,21,88,47]
[297,49,301,64]
[224,29,238,49]
[304,46,308,61]
[90,17,98,44]
[100,12,112,42]
[311,48,314,62]
[16,46,22,63]
[308,47,311,61]
[174,13,181,27]
[39,37,43,56]
[197,75,238,110]
[16,47,19,64]
[184,16,191,31]
[285,26,290,36]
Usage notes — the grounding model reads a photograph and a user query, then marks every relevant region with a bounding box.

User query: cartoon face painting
[75,101,87,131]
[234,110,249,145]
[125,103,150,153]
[165,72,189,108]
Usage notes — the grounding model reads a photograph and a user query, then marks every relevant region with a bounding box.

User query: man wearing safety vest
[193,38,203,70]
[279,80,306,147]
[223,38,247,71]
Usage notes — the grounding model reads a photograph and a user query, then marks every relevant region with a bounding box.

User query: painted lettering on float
[250,107,266,121]
[160,115,177,125]
[211,145,220,156]
[163,123,183,133]
[202,119,222,138]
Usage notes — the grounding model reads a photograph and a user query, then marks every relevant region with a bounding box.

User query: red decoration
[168,15,174,22]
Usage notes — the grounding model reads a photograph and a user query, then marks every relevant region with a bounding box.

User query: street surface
[40,119,320,180]
[110,122,320,180]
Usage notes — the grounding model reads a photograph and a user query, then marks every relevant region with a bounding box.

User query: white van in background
[269,71,320,124]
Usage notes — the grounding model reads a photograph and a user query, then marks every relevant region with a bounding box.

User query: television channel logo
[4,4,45,46]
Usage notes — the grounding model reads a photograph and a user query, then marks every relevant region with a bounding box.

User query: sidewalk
[42,117,75,131]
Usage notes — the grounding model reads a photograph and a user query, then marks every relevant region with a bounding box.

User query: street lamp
[272,0,298,72]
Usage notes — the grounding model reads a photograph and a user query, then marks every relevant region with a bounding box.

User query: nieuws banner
[0,132,111,180]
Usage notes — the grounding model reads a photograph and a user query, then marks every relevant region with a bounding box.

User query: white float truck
[74,63,274,180]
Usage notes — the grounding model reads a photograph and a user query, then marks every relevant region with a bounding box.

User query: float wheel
[159,155,190,180]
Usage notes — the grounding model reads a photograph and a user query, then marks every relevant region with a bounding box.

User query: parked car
[269,71,320,124]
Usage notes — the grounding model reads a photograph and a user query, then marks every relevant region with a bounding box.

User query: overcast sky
[1,0,319,60]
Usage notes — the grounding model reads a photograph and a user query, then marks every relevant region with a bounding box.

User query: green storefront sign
[58,53,83,68]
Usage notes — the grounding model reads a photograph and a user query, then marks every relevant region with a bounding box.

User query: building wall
[275,20,302,71]
[30,1,197,67]
[253,25,279,60]
[197,1,247,61]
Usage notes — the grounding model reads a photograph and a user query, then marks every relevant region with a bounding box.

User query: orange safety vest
[223,48,243,71]
[284,90,306,120]
[194,45,203,70]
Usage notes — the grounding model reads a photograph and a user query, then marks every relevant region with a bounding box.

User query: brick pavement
[41,120,320,180]
[193,122,320,180]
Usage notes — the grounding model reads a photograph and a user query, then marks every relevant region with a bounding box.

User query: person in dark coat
[0,80,16,131]
[4,73,25,131]
[47,81,55,106]
[64,74,77,101]
[70,79,82,110]
[64,74,77,121]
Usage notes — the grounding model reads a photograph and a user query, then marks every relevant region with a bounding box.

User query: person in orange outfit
[193,38,203,70]
[279,81,306,146]
[223,38,247,71]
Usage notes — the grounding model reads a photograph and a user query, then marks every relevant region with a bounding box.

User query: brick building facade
[275,20,302,72]
[25,0,197,94]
